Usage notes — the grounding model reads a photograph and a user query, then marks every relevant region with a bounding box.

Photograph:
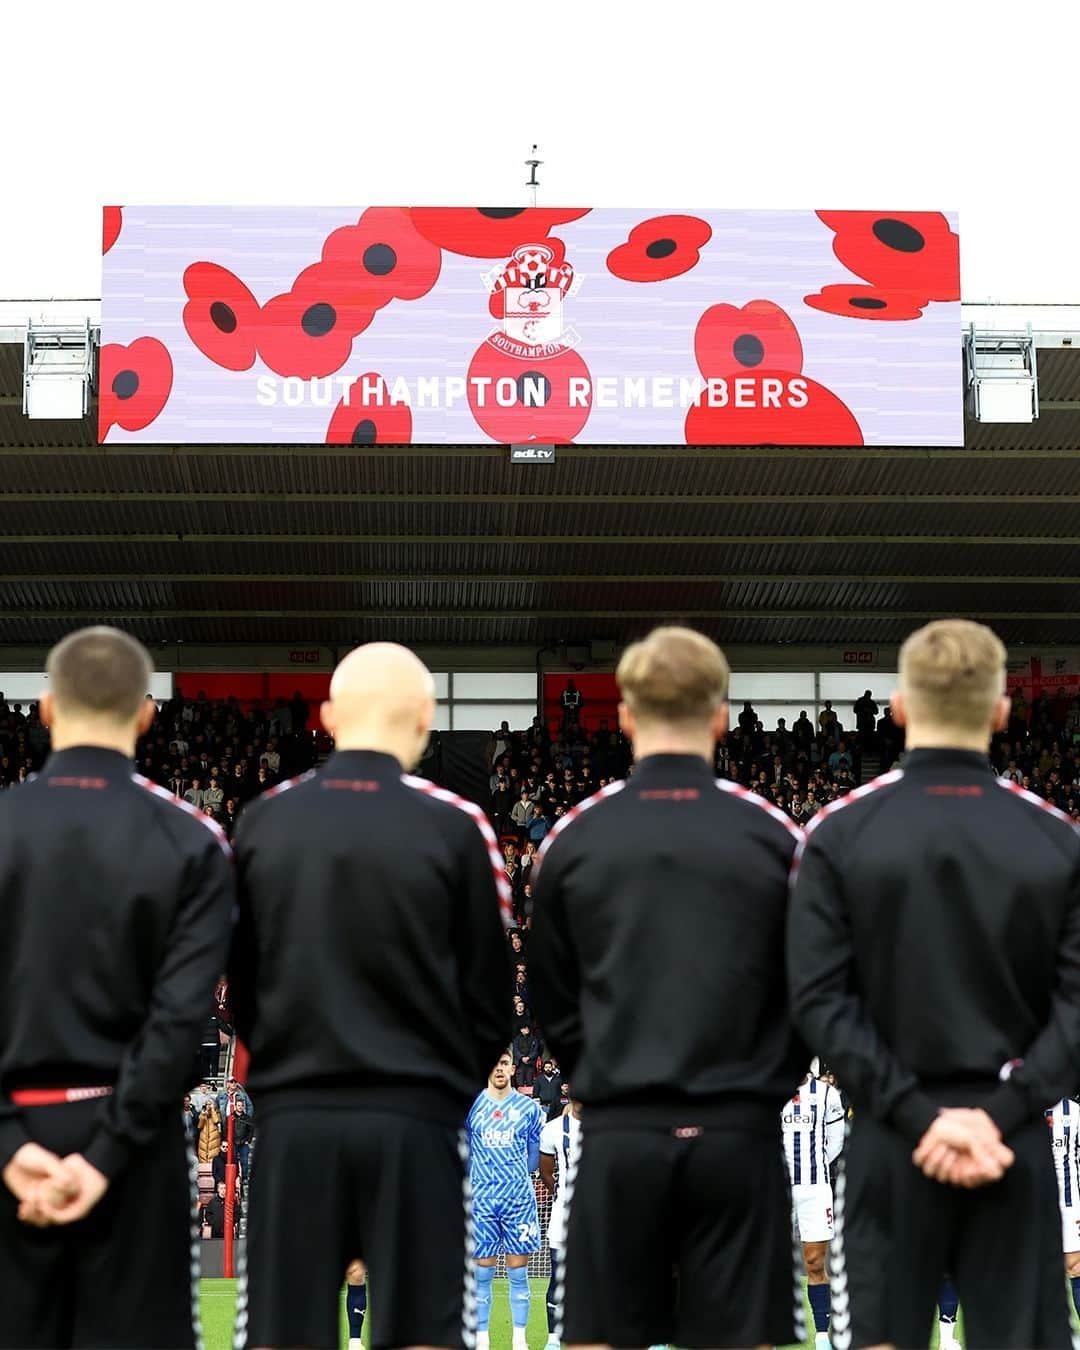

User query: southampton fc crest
[483,244,583,361]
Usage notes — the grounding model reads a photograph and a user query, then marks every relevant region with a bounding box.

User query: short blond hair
[898,620,1006,733]
[46,626,153,722]
[616,626,730,724]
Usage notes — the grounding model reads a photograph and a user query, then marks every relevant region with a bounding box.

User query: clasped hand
[912,1108,1015,1188]
[2,1143,109,1226]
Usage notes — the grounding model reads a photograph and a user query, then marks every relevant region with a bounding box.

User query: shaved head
[322,643,436,768]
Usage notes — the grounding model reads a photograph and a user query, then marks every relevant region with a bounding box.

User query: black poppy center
[301,302,337,337]
[351,419,377,444]
[478,207,526,219]
[516,371,551,406]
[871,218,925,253]
[112,370,139,400]
[645,238,677,259]
[209,301,237,334]
[849,296,888,310]
[733,333,765,367]
[363,243,397,277]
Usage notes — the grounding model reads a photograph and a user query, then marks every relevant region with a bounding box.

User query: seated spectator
[212,1141,230,1188]
[201,1181,241,1240]
[184,777,204,810]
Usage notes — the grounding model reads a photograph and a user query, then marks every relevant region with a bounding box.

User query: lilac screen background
[100,207,962,446]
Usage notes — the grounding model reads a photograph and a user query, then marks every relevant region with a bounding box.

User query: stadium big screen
[98,206,961,447]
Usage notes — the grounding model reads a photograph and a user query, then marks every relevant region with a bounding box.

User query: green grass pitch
[196,1276,910,1350]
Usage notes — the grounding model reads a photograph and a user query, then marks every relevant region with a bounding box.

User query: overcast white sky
[4,0,1077,304]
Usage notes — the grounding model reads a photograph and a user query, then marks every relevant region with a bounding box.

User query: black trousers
[0,1100,197,1349]
[838,1114,1072,1349]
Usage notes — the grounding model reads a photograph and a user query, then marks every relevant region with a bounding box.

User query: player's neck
[903,725,991,754]
[486,1084,513,1102]
[632,732,714,763]
[49,720,137,757]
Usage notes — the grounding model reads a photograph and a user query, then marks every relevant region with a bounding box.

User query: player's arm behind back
[453,809,515,1079]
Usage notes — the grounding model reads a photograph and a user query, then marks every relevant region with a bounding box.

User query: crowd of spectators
[0,687,319,837]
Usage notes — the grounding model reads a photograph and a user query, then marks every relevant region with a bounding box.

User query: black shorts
[838,1114,1072,1349]
[0,1099,197,1350]
[238,1104,469,1350]
[561,1117,800,1349]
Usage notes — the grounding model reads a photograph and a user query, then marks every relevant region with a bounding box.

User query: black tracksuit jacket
[529,753,807,1126]
[227,750,514,1124]
[0,746,234,1177]
[788,748,1080,1143]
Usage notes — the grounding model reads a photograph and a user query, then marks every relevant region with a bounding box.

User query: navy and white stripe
[1047,1097,1080,1211]
[782,1077,844,1187]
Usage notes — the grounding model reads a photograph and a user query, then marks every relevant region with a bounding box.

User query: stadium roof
[1,312,1079,651]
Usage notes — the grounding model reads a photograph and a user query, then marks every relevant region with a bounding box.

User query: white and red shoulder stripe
[534,780,627,874]
[790,768,904,880]
[995,777,1078,830]
[132,773,231,855]
[713,777,804,843]
[402,774,514,930]
[260,769,318,801]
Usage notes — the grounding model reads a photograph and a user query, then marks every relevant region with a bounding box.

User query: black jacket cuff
[887,1088,940,1145]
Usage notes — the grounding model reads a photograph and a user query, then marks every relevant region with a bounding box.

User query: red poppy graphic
[694,300,804,380]
[684,297,862,445]
[466,343,592,443]
[326,373,413,444]
[487,239,568,321]
[816,211,959,301]
[410,207,590,258]
[102,207,123,255]
[182,262,262,371]
[803,284,928,321]
[685,378,863,446]
[98,337,173,439]
[321,208,442,307]
[257,263,375,379]
[607,214,712,282]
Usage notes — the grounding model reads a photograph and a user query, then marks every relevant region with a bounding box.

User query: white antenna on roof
[525,145,542,206]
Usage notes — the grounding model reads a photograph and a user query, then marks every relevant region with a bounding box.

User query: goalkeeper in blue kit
[467,1051,545,1350]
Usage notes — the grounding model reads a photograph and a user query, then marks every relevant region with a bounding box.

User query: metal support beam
[0,572,1077,586]
[2,491,1080,505]
[0,533,1077,546]
[0,608,1073,622]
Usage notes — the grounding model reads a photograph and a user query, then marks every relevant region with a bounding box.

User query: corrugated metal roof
[3,339,1080,648]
